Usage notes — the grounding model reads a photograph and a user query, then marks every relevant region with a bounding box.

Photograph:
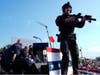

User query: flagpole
[36,21,52,48]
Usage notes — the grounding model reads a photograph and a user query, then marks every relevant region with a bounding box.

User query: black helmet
[62,2,72,13]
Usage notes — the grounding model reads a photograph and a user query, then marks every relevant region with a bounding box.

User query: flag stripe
[48,61,61,71]
[46,47,61,53]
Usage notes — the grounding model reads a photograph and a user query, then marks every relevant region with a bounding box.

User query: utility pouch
[56,34,62,42]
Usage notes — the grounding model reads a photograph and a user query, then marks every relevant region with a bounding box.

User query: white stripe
[49,69,61,75]
[47,52,62,62]
[49,67,73,75]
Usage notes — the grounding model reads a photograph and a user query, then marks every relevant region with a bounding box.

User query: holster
[56,33,76,42]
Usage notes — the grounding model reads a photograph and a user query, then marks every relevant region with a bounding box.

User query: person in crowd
[29,45,42,63]
[21,45,39,74]
[1,39,23,74]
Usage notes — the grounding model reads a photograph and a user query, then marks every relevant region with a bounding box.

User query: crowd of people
[0,39,100,74]
[79,58,100,73]
[0,39,43,74]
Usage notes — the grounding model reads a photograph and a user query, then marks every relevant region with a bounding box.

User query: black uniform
[55,13,85,74]
[1,43,22,73]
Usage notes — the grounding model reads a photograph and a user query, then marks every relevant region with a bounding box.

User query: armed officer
[55,2,86,75]
[1,39,23,73]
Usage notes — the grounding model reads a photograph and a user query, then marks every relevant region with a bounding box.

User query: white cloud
[94,21,100,25]
[82,45,100,59]
[25,19,34,28]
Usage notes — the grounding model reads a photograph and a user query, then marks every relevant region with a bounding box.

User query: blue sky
[0,0,100,59]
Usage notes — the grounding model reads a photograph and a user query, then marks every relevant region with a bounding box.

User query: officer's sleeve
[14,44,18,54]
[74,20,85,28]
[14,44,21,54]
[55,16,64,26]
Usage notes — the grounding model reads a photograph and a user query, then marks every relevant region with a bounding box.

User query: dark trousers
[0,60,12,74]
[60,40,79,75]
[12,58,39,74]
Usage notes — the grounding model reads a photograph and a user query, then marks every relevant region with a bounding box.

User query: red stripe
[46,47,61,53]
[79,68,100,73]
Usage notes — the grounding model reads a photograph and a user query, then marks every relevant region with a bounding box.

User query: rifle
[71,13,96,23]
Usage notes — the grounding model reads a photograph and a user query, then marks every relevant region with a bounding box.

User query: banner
[46,47,61,75]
